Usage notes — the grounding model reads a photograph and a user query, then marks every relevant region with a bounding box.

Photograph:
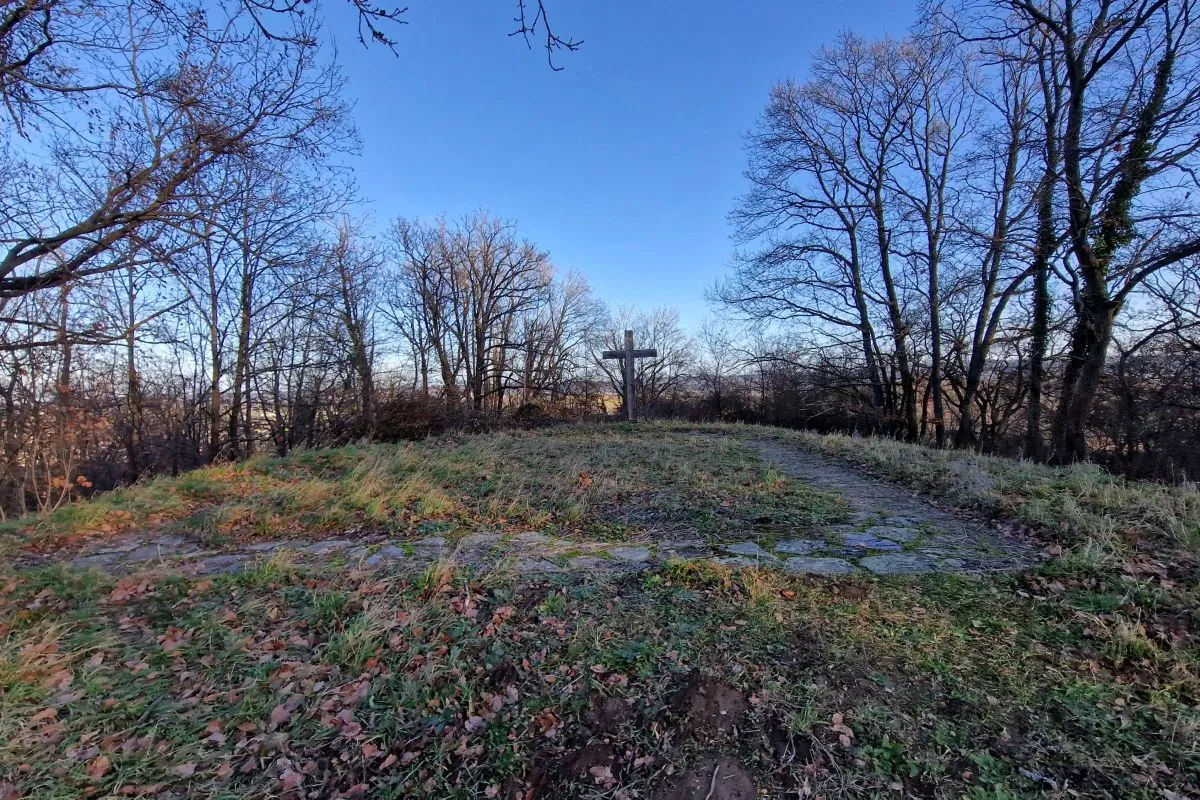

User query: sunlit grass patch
[7,423,1199,564]
[5,425,852,551]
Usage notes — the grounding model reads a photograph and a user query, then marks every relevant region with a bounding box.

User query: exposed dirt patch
[655,757,756,800]
[486,661,519,689]
[669,674,748,737]
[558,742,618,781]
[585,695,634,734]
[502,748,553,798]
[781,621,823,670]
[765,714,814,766]
[831,581,869,600]
[515,583,552,614]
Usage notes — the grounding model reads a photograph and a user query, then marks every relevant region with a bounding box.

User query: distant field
[1,424,1197,798]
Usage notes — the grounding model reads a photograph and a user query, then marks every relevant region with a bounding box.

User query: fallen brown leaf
[29,707,57,724]
[86,755,111,779]
[267,704,291,731]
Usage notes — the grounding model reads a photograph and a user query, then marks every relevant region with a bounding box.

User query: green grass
[1,423,1198,798]
[0,558,1196,798]
[1,426,848,551]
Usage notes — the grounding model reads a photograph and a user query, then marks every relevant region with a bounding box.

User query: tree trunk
[125,323,142,482]
[1023,197,1053,460]
[229,270,252,459]
[346,322,374,436]
[955,108,1025,449]
[1048,46,1174,462]
[846,234,886,413]
[419,343,429,399]
[928,260,945,447]
[1024,60,1061,459]
[872,193,919,441]
[471,327,487,412]
[1051,293,1115,462]
[207,320,223,462]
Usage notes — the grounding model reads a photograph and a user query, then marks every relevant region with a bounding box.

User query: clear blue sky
[326,1,919,328]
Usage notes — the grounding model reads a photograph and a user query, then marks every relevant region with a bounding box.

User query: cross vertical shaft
[623,329,636,421]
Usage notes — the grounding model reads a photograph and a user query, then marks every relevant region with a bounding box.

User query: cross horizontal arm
[601,349,658,359]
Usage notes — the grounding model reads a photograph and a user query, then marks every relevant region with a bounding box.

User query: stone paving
[735,439,1038,575]
[60,530,696,577]
[49,437,1038,578]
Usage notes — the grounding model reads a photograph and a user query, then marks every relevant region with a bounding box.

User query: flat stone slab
[151,534,191,548]
[245,540,306,552]
[566,556,610,570]
[862,525,921,543]
[192,554,250,574]
[783,556,856,575]
[303,539,354,555]
[88,539,147,555]
[774,538,825,555]
[70,553,123,570]
[125,544,186,563]
[513,557,563,573]
[718,541,777,560]
[843,533,903,551]
[860,553,940,574]
[606,546,651,563]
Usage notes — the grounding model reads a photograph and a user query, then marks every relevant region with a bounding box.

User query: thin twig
[703,762,721,800]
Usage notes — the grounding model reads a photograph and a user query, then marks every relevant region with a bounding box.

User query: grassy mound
[3,427,847,553]
[1,424,1197,798]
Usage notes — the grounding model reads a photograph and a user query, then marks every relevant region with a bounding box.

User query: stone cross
[602,329,657,421]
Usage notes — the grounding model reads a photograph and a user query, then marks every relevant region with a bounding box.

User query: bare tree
[1,1,577,132]
[725,34,968,441]
[326,220,383,435]
[0,2,350,309]
[991,0,1200,461]
[388,213,552,414]
[516,270,605,406]
[948,36,1041,448]
[695,318,740,420]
